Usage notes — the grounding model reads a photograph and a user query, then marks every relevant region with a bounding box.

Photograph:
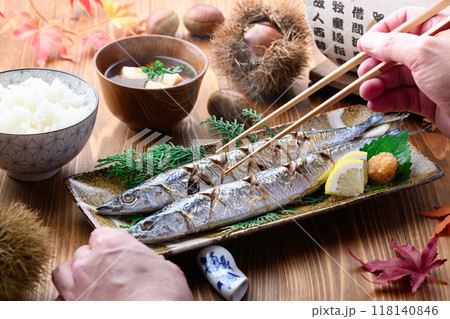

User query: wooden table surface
[0,0,449,301]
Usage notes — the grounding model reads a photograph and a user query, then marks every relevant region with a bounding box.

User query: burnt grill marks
[235,144,261,175]
[187,177,201,195]
[243,176,269,200]
[184,164,214,196]
[237,146,250,155]
[209,153,237,181]
[176,210,196,231]
[295,131,307,146]
[203,187,226,209]
[283,161,298,187]
[154,184,176,201]
[272,144,282,164]
[295,131,313,154]
[294,159,311,184]
[318,152,335,166]
[198,187,226,222]
[272,141,292,165]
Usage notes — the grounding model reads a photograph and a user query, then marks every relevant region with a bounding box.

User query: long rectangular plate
[64,105,443,256]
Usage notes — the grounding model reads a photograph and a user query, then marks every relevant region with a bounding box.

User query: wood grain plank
[0,0,448,301]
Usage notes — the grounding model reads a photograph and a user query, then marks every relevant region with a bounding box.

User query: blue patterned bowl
[0,68,98,182]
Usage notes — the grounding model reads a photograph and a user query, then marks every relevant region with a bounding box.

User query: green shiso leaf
[360,130,412,184]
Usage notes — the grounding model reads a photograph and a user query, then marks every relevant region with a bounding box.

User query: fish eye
[142,221,154,231]
[122,193,136,203]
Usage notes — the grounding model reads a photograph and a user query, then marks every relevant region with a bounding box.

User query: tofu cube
[145,80,169,89]
[160,73,184,86]
[120,67,148,79]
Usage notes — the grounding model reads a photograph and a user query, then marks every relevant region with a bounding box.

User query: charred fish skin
[128,162,317,243]
[97,136,294,215]
[298,112,383,149]
[128,138,373,243]
[97,113,399,216]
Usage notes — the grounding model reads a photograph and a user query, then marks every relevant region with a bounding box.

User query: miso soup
[105,56,196,89]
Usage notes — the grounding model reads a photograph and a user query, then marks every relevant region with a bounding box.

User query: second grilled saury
[97,112,406,215]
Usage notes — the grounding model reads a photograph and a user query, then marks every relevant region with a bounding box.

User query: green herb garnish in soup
[104,56,196,89]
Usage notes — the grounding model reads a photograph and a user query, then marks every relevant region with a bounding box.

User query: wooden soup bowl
[94,35,208,131]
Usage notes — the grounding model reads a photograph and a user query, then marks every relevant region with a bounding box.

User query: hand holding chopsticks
[223,1,449,174]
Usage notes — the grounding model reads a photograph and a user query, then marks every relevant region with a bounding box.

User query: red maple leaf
[0,9,5,18]
[419,205,450,239]
[348,235,447,295]
[70,0,104,16]
[11,11,73,67]
[82,29,111,52]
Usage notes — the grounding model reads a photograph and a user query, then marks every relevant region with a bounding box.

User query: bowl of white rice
[0,68,98,182]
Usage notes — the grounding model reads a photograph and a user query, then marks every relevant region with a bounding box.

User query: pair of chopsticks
[221,0,450,174]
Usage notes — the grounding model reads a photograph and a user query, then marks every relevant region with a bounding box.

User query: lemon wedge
[325,159,365,197]
[336,151,368,185]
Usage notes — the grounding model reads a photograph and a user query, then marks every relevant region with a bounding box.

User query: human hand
[52,227,193,301]
[357,7,450,137]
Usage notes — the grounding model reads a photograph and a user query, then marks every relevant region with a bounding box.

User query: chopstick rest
[197,245,249,301]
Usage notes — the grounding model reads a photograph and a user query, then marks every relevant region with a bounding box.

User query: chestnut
[184,4,224,37]
[146,8,179,36]
[243,22,283,56]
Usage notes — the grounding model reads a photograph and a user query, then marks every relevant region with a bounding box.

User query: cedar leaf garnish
[242,108,275,137]
[96,141,206,188]
[200,115,246,144]
[118,214,147,228]
[348,235,447,295]
[302,193,330,206]
[200,109,274,145]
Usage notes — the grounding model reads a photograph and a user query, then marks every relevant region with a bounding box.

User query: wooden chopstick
[216,0,450,154]
[224,11,450,175]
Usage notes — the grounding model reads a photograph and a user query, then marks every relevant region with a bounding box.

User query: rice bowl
[0,68,98,182]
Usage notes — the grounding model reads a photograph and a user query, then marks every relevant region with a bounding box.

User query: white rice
[0,77,93,134]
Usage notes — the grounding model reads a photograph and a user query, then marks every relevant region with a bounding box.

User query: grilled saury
[128,137,387,243]
[97,113,406,216]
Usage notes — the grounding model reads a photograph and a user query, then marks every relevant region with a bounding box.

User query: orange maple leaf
[419,205,450,239]
[11,11,73,67]
[102,0,137,33]
[70,0,103,16]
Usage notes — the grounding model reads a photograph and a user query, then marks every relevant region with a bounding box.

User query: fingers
[367,86,436,122]
[89,227,136,249]
[73,244,91,260]
[366,7,448,35]
[357,57,380,77]
[359,64,416,100]
[358,32,437,70]
[367,7,412,33]
[52,261,76,301]
[358,7,448,68]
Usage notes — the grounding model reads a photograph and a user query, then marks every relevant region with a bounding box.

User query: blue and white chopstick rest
[197,245,249,301]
